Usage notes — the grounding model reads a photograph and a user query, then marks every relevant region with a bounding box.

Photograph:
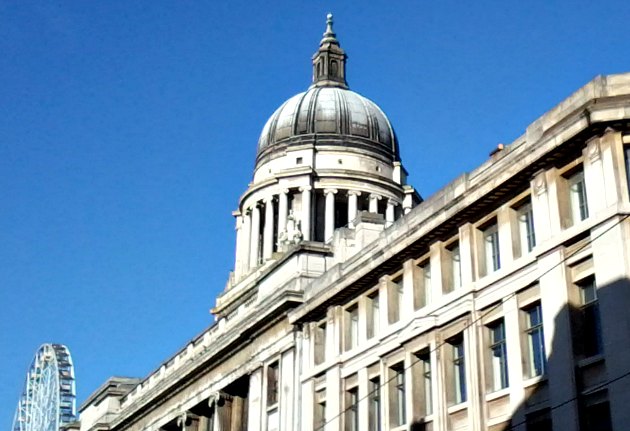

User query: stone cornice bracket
[207,391,234,409]
[176,411,198,429]
[586,136,601,162]
[533,170,547,196]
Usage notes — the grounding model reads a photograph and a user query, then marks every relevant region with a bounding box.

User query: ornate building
[78,15,630,431]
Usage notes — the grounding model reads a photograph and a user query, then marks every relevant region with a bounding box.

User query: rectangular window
[525,408,552,431]
[367,291,380,339]
[449,335,467,405]
[344,305,359,351]
[488,319,509,391]
[484,222,501,274]
[581,391,613,431]
[388,277,402,323]
[390,364,406,427]
[314,321,326,365]
[517,201,536,254]
[368,377,381,431]
[414,261,431,309]
[267,362,279,406]
[568,169,589,223]
[345,387,359,431]
[447,243,462,292]
[314,389,326,431]
[413,349,432,417]
[523,303,546,377]
[579,277,603,357]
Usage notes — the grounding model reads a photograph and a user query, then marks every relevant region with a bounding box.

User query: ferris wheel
[12,344,77,431]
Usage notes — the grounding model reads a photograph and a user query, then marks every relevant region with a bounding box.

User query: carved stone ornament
[586,139,601,162]
[533,173,547,196]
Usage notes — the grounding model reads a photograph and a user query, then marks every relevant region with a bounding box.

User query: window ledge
[266,405,278,414]
[523,374,547,388]
[577,353,605,368]
[486,387,510,401]
[447,401,468,414]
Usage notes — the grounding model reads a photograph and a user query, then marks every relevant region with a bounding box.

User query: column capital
[279,188,290,195]
[264,195,275,204]
[370,193,382,200]
[347,190,362,196]
[299,185,312,192]
[324,188,338,195]
[387,198,398,205]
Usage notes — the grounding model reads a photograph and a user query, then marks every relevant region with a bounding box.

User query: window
[578,277,603,357]
[525,408,552,431]
[368,377,381,431]
[314,321,326,365]
[580,391,613,431]
[344,305,359,351]
[413,349,432,417]
[345,387,359,431]
[314,389,326,431]
[484,222,500,274]
[367,291,380,339]
[624,144,630,194]
[517,201,536,255]
[414,261,431,309]
[488,319,509,391]
[568,169,589,223]
[388,277,403,323]
[523,303,546,377]
[390,364,406,427]
[267,362,279,406]
[449,335,467,405]
[446,243,462,292]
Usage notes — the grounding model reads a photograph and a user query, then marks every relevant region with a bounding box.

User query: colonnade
[235,188,401,276]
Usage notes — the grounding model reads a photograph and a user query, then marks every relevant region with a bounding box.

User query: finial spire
[320,13,338,45]
[312,13,348,89]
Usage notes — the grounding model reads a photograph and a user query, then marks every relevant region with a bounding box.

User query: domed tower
[231,15,419,281]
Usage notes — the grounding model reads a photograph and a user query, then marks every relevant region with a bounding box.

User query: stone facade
[78,15,630,431]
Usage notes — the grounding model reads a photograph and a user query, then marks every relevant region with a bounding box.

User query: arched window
[330,60,338,77]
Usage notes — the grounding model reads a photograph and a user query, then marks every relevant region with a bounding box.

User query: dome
[255,14,400,166]
[257,87,399,162]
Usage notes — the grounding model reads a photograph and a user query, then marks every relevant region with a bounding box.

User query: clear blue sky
[2,0,630,425]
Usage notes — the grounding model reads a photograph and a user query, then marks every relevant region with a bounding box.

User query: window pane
[518,202,536,254]
[451,245,461,290]
[369,378,381,431]
[525,303,546,377]
[451,338,467,404]
[484,224,500,273]
[579,279,603,357]
[489,320,509,391]
[569,170,589,222]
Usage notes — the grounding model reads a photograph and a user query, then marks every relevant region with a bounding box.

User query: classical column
[240,211,251,274]
[347,190,360,228]
[300,186,312,241]
[385,199,396,227]
[324,189,337,241]
[233,214,243,276]
[249,203,260,269]
[368,193,381,213]
[263,196,274,260]
[278,189,289,237]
